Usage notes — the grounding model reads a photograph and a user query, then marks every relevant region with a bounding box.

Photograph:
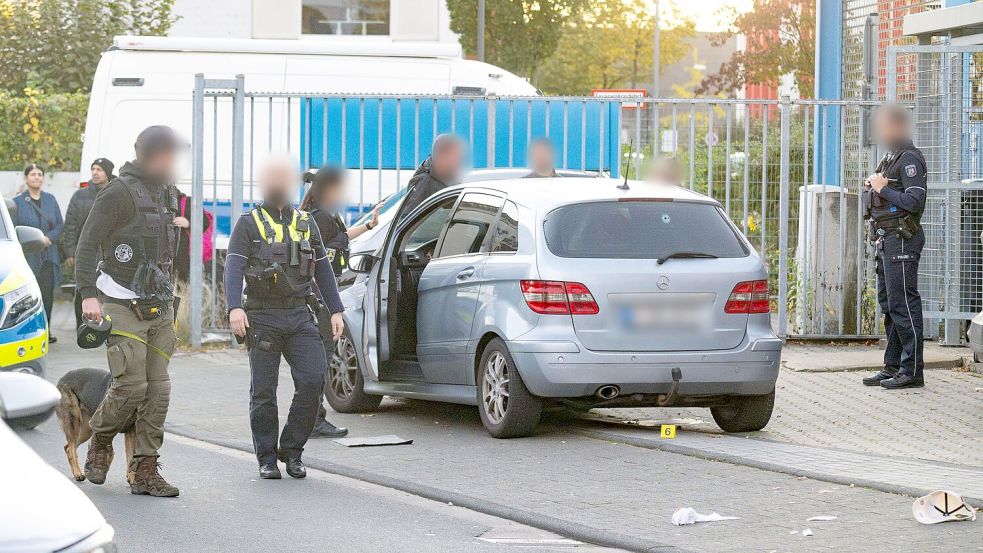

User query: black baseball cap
[305,165,346,187]
[134,125,189,159]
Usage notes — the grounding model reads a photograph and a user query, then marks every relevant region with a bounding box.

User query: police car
[0,200,49,378]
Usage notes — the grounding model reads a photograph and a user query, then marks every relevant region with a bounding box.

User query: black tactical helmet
[77,316,112,349]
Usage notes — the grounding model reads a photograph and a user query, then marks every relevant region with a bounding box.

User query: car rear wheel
[710,390,775,433]
[476,338,542,438]
[324,329,382,413]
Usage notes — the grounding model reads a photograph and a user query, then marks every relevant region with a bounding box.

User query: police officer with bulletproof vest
[862,104,928,390]
[224,156,345,480]
[299,165,378,438]
[76,126,184,497]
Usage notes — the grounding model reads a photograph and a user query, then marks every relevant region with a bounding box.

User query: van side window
[435,193,503,258]
[490,201,519,253]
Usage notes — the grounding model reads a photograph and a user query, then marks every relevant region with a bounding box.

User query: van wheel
[324,329,382,413]
[476,338,542,438]
[710,390,775,433]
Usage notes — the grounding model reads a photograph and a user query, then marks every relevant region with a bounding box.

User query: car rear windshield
[543,200,748,259]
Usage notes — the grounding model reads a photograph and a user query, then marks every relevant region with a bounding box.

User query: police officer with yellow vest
[862,104,928,390]
[224,156,344,479]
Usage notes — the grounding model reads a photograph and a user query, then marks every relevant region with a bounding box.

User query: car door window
[435,193,504,258]
[489,201,519,253]
[399,196,458,253]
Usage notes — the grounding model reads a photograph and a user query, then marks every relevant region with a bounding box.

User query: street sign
[591,89,647,109]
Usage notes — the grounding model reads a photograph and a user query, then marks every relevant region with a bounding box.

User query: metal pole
[190,74,205,349]
[778,96,791,338]
[230,75,245,225]
[477,0,485,62]
[652,0,660,152]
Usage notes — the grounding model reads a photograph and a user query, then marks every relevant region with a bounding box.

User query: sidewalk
[781,340,970,372]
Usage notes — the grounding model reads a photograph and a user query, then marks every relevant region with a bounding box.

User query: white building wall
[167,0,455,42]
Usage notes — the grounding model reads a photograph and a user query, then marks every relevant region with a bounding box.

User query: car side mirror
[349,254,376,274]
[4,198,17,218]
[15,226,46,254]
[0,373,60,430]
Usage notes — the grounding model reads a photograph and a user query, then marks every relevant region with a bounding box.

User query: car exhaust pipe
[595,385,620,400]
[656,368,682,407]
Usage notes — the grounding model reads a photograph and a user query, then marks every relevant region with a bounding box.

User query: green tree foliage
[0,0,177,93]
[696,0,815,98]
[0,88,88,170]
[537,0,694,95]
[447,0,590,86]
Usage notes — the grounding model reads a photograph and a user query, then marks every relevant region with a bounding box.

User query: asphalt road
[17,418,615,553]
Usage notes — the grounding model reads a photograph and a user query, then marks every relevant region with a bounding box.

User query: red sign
[591,89,647,109]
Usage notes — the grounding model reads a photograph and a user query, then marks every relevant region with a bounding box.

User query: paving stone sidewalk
[42,336,981,552]
[780,341,969,372]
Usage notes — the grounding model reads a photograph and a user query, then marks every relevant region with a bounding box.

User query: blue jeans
[246,306,327,464]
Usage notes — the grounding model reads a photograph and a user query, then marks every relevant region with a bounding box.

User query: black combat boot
[309,419,349,439]
[862,366,898,386]
[259,463,281,479]
[84,434,114,485]
[277,450,306,479]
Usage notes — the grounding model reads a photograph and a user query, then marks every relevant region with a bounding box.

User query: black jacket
[61,180,109,258]
[394,158,450,224]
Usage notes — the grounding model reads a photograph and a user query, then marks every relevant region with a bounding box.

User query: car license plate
[612,293,714,331]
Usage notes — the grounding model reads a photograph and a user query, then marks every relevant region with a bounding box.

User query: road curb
[164,424,688,553]
[576,427,983,506]
[781,358,966,373]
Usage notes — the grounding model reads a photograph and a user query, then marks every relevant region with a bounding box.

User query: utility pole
[477,0,485,62]
[652,0,661,152]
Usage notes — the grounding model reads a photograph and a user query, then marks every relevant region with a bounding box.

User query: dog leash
[110,329,172,361]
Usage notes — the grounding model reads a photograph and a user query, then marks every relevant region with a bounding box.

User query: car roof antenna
[618,140,633,190]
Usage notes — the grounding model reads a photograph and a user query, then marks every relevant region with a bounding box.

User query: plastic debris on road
[807,516,838,521]
[912,491,977,524]
[670,507,739,526]
[333,435,413,447]
[802,528,814,537]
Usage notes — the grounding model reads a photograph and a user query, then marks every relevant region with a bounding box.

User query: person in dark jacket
[13,164,63,341]
[393,134,464,224]
[61,158,114,328]
[299,165,378,439]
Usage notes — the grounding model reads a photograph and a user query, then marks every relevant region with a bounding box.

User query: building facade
[168,0,458,44]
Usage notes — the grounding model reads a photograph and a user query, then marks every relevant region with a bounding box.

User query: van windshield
[543,200,748,260]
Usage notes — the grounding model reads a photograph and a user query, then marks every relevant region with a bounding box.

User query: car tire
[476,338,542,438]
[710,390,775,433]
[324,328,382,413]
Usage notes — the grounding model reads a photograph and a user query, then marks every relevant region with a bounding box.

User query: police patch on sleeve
[905,164,917,177]
[114,243,134,262]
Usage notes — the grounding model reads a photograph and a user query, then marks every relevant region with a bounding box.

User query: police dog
[56,368,136,483]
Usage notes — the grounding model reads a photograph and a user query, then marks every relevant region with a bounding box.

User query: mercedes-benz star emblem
[657,275,670,290]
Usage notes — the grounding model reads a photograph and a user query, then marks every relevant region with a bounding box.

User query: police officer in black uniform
[224,156,345,480]
[862,105,928,389]
[299,165,379,438]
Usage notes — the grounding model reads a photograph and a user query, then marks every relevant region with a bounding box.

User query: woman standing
[300,165,378,439]
[14,164,64,342]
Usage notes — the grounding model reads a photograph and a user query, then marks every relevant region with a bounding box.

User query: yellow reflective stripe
[110,329,171,361]
[251,208,310,243]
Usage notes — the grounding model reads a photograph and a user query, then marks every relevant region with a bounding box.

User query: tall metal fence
[888,43,983,345]
[188,75,897,347]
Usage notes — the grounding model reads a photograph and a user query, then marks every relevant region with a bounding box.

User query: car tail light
[725,280,770,314]
[520,280,599,315]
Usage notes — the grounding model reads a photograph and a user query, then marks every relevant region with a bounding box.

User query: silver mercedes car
[328,177,782,438]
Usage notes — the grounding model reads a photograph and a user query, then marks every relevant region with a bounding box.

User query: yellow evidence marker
[660,424,677,439]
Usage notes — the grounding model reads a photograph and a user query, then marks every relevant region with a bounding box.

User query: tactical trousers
[315,309,336,423]
[246,307,327,465]
[89,301,176,461]
[875,230,925,378]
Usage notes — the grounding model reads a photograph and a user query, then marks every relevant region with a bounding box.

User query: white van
[79,35,538,192]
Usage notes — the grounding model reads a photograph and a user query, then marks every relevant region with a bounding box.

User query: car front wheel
[710,390,775,433]
[476,338,542,438]
[324,329,382,413]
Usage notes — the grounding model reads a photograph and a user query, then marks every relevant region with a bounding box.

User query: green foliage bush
[0,88,88,171]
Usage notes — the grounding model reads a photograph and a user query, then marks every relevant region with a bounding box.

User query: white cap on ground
[911,491,977,524]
